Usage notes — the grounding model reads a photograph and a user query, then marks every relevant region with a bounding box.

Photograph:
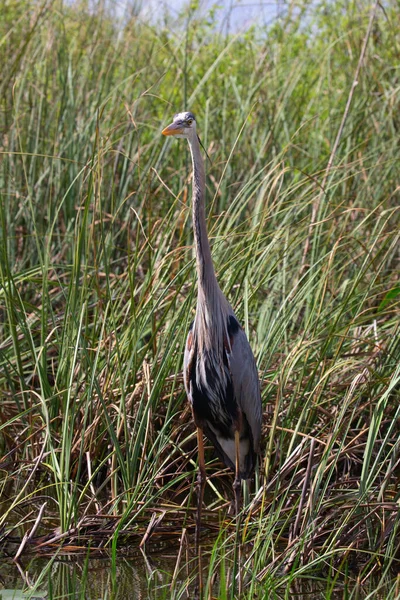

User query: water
[0,553,171,599]
[0,553,393,599]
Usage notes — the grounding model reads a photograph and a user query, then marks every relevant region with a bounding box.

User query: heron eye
[187,119,193,125]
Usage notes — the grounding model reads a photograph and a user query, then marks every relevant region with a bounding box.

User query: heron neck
[188,135,219,299]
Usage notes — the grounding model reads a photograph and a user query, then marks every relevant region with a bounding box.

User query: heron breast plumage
[184,314,258,478]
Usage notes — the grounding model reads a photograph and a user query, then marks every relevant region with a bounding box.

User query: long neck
[188,134,217,296]
[188,135,230,345]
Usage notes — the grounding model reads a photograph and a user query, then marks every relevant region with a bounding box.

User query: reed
[0,0,399,597]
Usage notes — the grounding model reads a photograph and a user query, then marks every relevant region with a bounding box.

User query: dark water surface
[0,553,392,599]
[1,554,163,599]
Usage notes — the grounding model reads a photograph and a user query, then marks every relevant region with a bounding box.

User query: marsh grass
[1,0,400,597]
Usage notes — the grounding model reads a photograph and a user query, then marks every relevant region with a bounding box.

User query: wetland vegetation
[1,0,400,597]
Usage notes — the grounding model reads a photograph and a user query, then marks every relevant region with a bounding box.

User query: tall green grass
[1,0,400,597]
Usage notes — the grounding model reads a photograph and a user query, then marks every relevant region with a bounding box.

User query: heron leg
[233,429,241,515]
[232,429,243,595]
[194,427,206,600]
[195,426,206,552]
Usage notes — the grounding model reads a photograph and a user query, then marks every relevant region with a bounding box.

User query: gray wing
[228,324,262,452]
[183,327,194,400]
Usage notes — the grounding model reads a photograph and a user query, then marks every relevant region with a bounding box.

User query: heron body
[162,111,262,519]
[185,309,260,479]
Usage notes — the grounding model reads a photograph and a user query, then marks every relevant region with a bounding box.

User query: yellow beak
[162,122,184,136]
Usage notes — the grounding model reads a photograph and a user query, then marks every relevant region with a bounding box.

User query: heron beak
[162,122,184,136]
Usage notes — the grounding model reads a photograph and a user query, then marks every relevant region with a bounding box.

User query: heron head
[162,111,196,139]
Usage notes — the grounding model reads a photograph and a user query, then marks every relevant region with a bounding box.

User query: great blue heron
[162,111,262,540]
